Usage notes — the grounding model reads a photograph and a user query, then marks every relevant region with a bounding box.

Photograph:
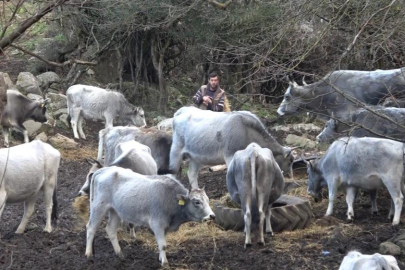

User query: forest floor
[0,121,404,270]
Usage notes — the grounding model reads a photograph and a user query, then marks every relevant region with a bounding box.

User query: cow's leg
[325,180,338,216]
[169,139,183,174]
[151,224,168,266]
[389,200,395,221]
[85,204,107,258]
[384,178,404,225]
[244,205,252,248]
[265,207,273,235]
[43,184,56,233]
[104,115,114,129]
[187,160,201,189]
[257,198,266,245]
[16,195,37,234]
[77,115,86,139]
[345,186,357,221]
[0,188,7,237]
[105,210,123,258]
[13,123,29,143]
[2,127,10,147]
[369,190,378,215]
[70,108,81,139]
[129,223,136,238]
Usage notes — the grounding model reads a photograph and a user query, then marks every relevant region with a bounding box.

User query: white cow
[0,140,60,236]
[66,84,146,139]
[339,251,400,270]
[85,167,215,266]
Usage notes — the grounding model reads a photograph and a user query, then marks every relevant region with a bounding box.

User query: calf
[0,140,60,236]
[66,84,146,139]
[98,126,172,174]
[79,140,157,196]
[1,90,48,147]
[85,167,215,266]
[339,251,400,270]
[227,143,284,247]
[306,137,405,225]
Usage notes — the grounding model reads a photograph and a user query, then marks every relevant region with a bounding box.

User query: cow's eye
[194,200,201,206]
[285,95,291,101]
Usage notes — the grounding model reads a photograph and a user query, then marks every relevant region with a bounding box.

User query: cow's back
[323,137,403,180]
[1,141,60,203]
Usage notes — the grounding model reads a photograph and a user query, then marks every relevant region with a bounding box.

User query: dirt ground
[0,121,404,270]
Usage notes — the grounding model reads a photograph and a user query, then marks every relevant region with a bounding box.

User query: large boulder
[49,133,78,149]
[285,134,317,149]
[36,72,61,89]
[46,93,67,111]
[0,72,15,90]
[379,241,401,256]
[22,120,53,137]
[16,72,42,96]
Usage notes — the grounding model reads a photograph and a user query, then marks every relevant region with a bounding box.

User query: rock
[16,72,42,95]
[271,124,322,133]
[379,241,401,255]
[291,123,322,133]
[0,74,8,112]
[46,93,67,111]
[285,134,317,149]
[59,114,70,128]
[22,121,53,137]
[87,68,95,76]
[53,108,68,118]
[49,133,78,149]
[0,72,15,90]
[35,132,48,142]
[23,120,43,137]
[27,93,43,101]
[396,240,405,250]
[36,72,61,89]
[49,82,62,92]
[157,118,173,132]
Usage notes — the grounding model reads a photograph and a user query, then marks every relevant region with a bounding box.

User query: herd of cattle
[0,67,404,268]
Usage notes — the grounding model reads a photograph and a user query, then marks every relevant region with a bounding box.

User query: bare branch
[10,44,98,67]
[206,0,232,10]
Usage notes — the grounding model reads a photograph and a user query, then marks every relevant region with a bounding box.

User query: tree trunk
[151,36,170,115]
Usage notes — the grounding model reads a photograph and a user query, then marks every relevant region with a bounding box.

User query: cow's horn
[302,77,308,86]
[301,155,310,165]
[290,146,302,151]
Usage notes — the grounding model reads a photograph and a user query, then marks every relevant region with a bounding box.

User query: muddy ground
[0,121,404,270]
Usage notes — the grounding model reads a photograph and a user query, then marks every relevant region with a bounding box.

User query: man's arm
[193,87,203,105]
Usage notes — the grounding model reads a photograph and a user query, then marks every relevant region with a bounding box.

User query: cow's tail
[66,92,73,128]
[51,188,58,225]
[249,150,260,231]
[97,129,107,162]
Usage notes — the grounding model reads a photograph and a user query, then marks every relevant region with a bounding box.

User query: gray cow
[98,126,172,174]
[1,90,48,147]
[339,251,400,270]
[306,137,405,225]
[316,107,405,143]
[0,140,60,236]
[85,167,215,266]
[170,107,294,189]
[227,143,284,247]
[277,68,405,118]
[79,140,158,196]
[66,84,146,139]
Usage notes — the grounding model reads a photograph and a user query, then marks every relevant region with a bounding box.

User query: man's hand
[202,96,212,106]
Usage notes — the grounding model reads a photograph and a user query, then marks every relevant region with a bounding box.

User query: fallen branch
[9,44,98,67]
[206,0,232,10]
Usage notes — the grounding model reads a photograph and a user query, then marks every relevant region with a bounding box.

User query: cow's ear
[133,107,140,113]
[308,160,315,170]
[85,158,95,166]
[176,194,189,205]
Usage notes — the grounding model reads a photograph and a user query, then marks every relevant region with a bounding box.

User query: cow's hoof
[372,211,378,216]
[266,231,274,237]
[257,241,265,246]
[43,227,52,233]
[117,252,124,259]
[15,229,24,234]
[244,243,252,249]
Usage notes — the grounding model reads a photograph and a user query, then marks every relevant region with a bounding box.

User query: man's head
[208,71,219,88]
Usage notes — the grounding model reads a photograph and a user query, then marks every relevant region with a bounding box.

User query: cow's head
[79,158,103,196]
[177,188,215,222]
[124,107,146,128]
[275,147,295,178]
[304,158,325,202]
[277,78,312,116]
[316,118,339,144]
[30,99,49,123]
